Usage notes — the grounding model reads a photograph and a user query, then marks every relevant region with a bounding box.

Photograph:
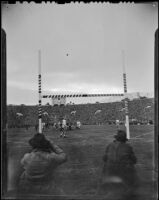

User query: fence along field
[6,102,155,199]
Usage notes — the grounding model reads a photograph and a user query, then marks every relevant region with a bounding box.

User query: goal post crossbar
[42,93,124,98]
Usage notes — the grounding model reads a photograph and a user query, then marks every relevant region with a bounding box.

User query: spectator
[100,130,138,199]
[18,133,67,194]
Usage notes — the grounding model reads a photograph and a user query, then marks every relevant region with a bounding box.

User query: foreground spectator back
[98,130,139,200]
[18,133,67,195]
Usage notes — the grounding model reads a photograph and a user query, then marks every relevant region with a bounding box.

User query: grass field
[5,125,157,200]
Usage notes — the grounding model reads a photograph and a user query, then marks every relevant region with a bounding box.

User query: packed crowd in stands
[7,98,154,128]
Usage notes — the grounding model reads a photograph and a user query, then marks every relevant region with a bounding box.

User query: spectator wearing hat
[18,133,67,194]
[100,130,138,199]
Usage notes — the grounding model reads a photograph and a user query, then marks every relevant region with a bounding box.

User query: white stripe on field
[131,131,153,139]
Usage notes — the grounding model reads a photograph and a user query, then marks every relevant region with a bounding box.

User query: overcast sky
[2,2,158,105]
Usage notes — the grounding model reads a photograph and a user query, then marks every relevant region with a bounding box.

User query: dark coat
[102,140,137,186]
[18,144,67,193]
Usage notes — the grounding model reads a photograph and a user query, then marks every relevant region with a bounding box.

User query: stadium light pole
[122,50,130,139]
[38,50,42,133]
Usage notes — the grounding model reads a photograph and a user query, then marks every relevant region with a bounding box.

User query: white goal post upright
[38,50,42,134]
[122,50,130,139]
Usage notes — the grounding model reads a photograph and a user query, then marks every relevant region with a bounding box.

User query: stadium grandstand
[7,96,154,128]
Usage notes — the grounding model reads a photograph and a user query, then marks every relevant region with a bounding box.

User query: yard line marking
[131,132,153,139]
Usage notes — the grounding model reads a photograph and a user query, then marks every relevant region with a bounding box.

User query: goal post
[122,50,130,139]
[38,50,42,133]
[37,50,130,138]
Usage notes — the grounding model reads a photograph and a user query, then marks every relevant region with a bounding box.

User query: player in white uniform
[42,122,45,131]
[60,118,67,138]
[76,121,81,129]
[116,120,120,129]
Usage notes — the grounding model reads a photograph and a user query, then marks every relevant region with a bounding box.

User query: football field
[6,125,156,200]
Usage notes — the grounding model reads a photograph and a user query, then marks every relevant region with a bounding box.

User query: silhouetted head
[29,133,53,152]
[114,130,128,142]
